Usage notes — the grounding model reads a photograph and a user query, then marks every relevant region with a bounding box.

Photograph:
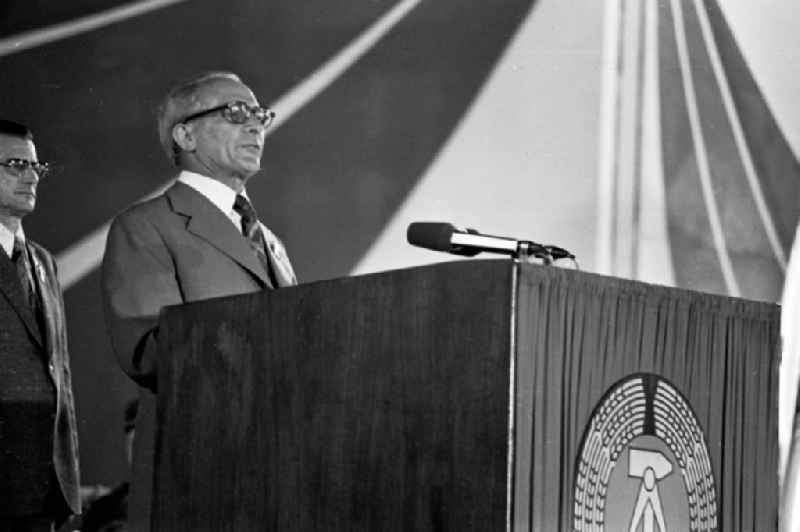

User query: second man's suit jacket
[101,180,297,391]
[0,239,81,517]
[101,180,297,530]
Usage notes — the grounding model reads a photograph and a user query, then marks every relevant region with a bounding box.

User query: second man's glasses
[181,101,276,127]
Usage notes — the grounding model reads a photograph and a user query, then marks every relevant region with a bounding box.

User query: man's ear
[172,123,196,152]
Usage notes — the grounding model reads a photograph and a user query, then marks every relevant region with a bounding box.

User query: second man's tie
[233,194,279,288]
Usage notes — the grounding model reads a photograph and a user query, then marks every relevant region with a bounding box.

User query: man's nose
[244,120,266,136]
[20,167,40,184]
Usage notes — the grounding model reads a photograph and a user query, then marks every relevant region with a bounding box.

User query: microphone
[406,222,482,256]
[406,222,573,261]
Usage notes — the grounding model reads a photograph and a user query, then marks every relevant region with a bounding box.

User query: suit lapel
[165,182,270,287]
[28,245,56,358]
[260,223,298,287]
[0,249,44,348]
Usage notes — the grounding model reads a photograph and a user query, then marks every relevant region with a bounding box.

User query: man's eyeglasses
[181,101,276,127]
[0,158,50,178]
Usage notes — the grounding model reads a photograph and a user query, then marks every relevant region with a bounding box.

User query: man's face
[185,79,266,181]
[0,134,39,219]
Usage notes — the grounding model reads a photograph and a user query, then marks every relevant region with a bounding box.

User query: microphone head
[407,222,457,252]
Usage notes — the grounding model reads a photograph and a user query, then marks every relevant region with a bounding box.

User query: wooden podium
[150,260,779,530]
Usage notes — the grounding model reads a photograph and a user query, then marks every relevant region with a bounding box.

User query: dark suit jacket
[0,238,81,516]
[101,180,297,390]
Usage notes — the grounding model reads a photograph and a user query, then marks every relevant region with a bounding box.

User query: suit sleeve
[101,210,181,391]
[48,254,83,513]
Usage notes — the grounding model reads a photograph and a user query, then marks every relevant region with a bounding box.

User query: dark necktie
[233,194,278,288]
[12,237,40,315]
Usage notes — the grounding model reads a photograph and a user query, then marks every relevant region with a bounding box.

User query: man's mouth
[241,144,262,154]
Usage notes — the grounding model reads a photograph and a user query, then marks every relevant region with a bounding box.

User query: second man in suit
[102,71,297,392]
[101,72,298,529]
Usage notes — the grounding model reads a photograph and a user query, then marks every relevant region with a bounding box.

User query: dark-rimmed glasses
[181,101,276,127]
[0,158,50,178]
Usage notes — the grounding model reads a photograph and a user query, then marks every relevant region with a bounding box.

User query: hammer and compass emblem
[627,448,671,532]
[573,374,717,531]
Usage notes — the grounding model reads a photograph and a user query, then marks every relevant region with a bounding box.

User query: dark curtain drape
[515,263,779,530]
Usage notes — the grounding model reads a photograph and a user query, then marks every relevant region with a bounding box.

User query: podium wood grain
[154,260,514,531]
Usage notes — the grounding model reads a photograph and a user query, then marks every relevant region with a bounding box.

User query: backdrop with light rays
[0,0,797,492]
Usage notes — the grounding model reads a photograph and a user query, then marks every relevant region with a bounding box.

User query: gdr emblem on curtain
[573,374,718,531]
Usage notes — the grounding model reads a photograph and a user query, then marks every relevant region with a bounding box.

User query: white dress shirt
[177,170,248,231]
[0,222,24,258]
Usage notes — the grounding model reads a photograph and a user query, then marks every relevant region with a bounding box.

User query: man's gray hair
[157,71,242,165]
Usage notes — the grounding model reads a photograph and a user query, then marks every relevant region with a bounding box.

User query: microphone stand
[515,241,553,265]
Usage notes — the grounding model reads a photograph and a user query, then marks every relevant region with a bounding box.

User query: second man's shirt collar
[177,170,255,230]
[176,170,249,214]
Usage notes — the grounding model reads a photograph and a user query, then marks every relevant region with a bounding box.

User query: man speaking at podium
[102,71,297,392]
[101,72,297,528]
